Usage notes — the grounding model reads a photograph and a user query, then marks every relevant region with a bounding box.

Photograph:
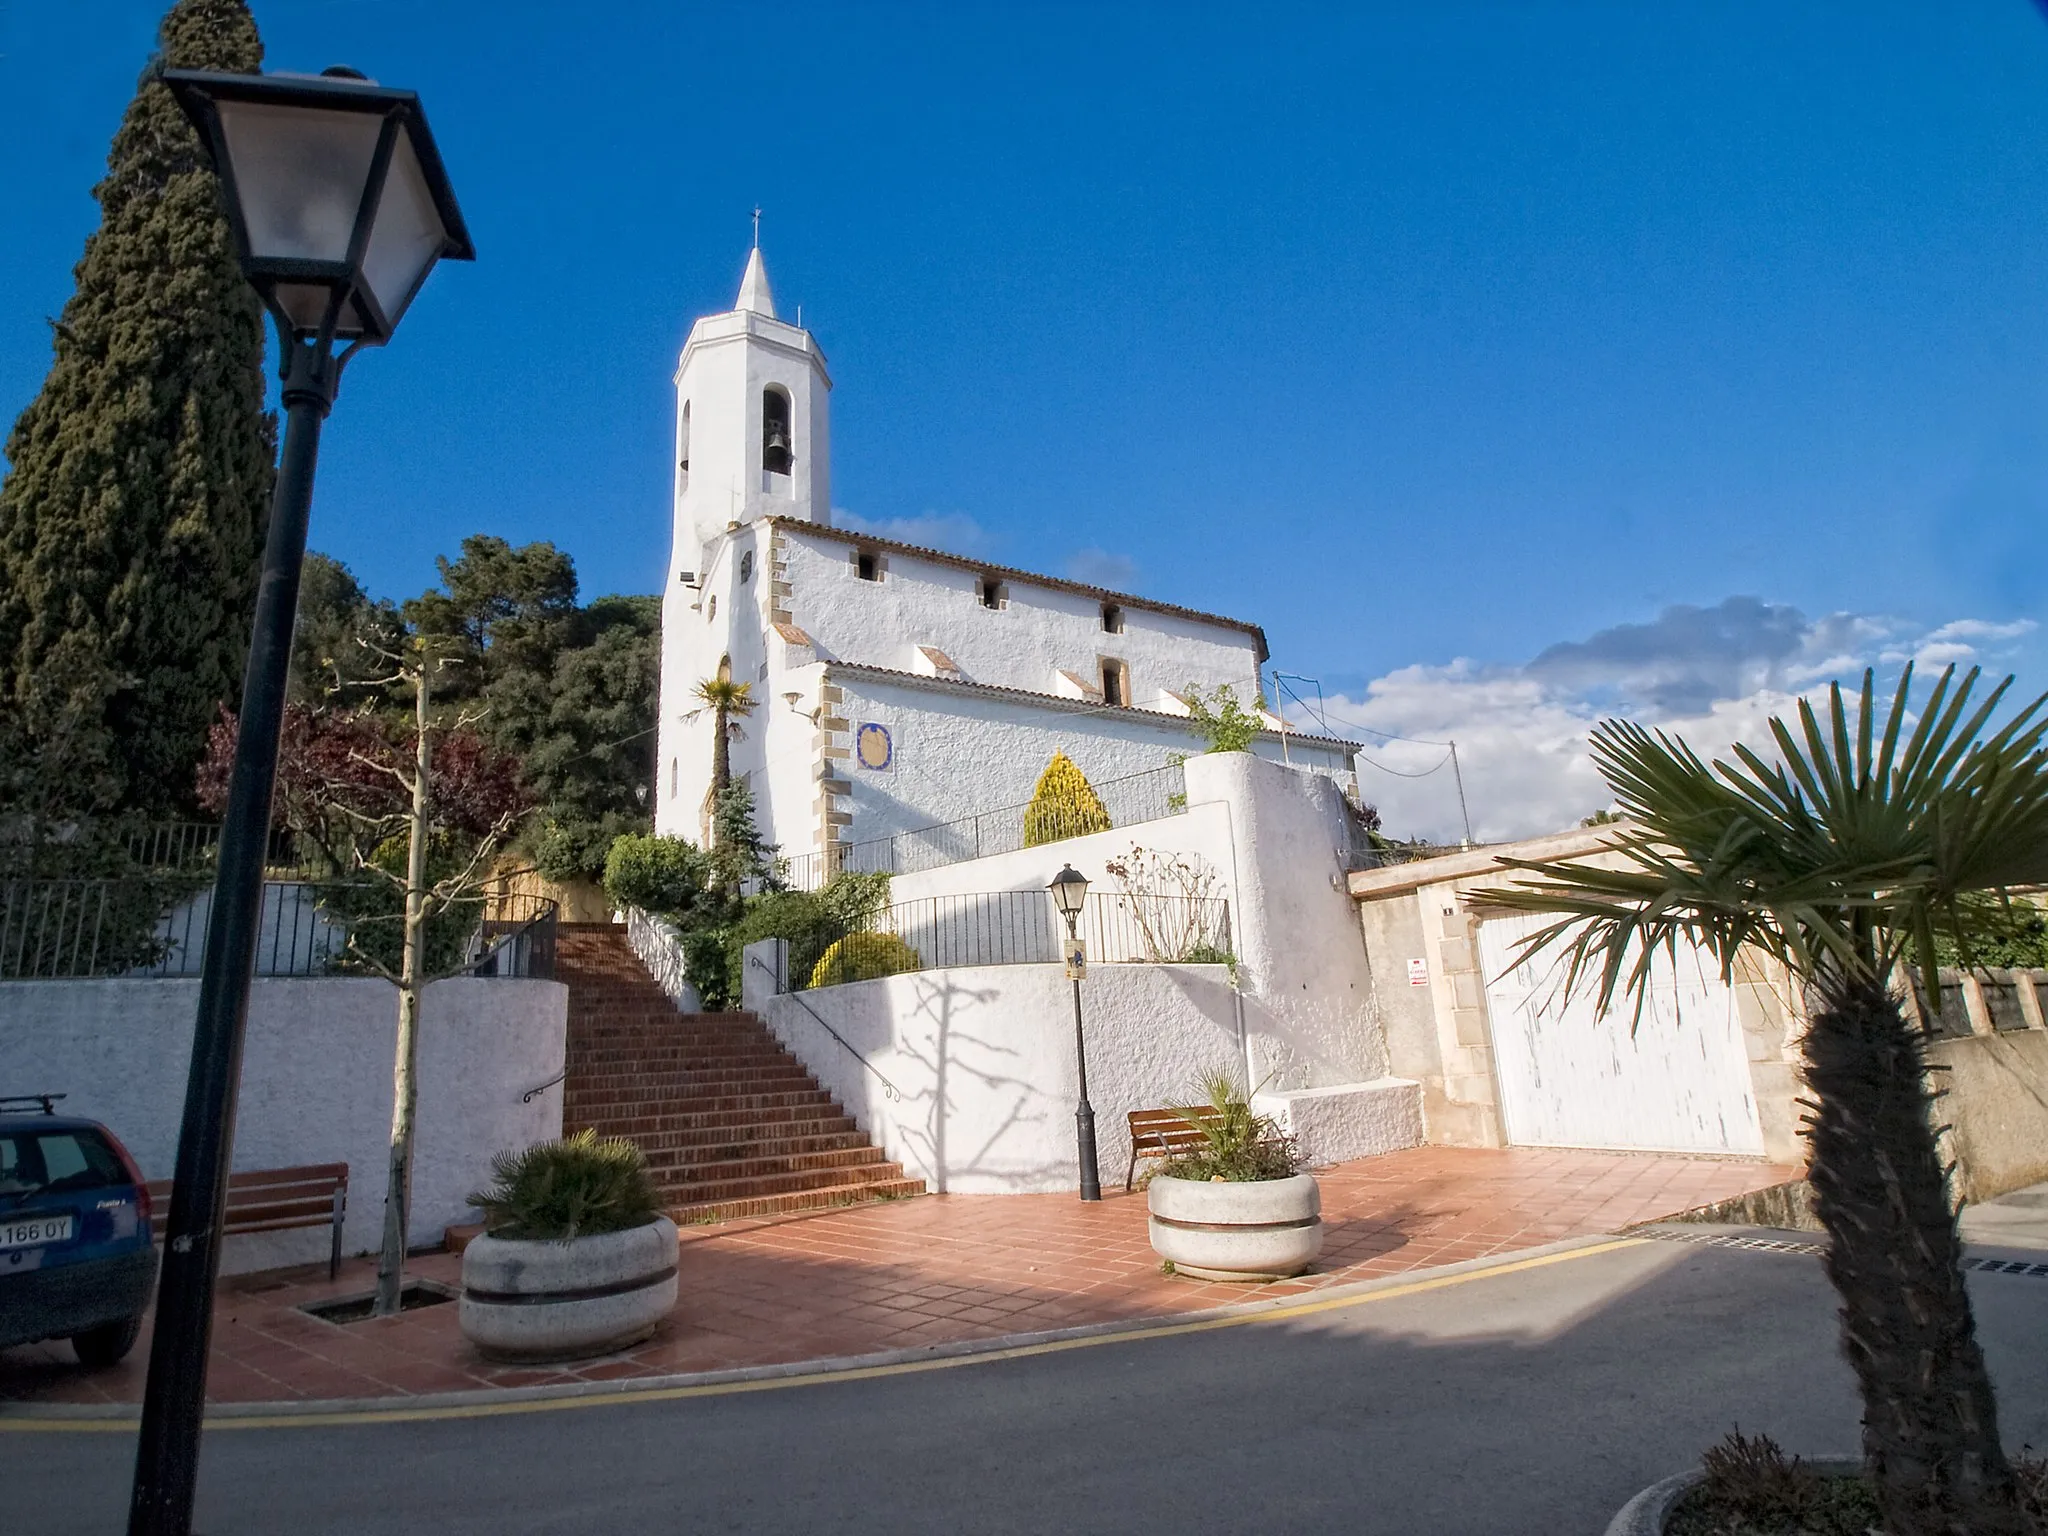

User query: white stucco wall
[821,671,1352,851]
[773,523,1262,707]
[885,752,1391,1094]
[1186,752,1392,1091]
[0,977,566,1273]
[742,952,1244,1193]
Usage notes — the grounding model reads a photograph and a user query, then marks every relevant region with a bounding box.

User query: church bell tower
[671,246,832,560]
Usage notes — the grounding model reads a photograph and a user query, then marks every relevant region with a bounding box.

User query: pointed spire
[735,247,776,318]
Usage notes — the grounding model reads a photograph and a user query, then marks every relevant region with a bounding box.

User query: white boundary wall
[743,956,1243,1193]
[888,751,1393,1091]
[0,977,566,1273]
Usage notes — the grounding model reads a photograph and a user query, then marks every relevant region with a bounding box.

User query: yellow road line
[2,1238,1646,1434]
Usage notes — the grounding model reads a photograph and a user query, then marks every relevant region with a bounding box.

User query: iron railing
[1,876,557,981]
[123,821,308,874]
[779,761,1189,892]
[798,888,1233,990]
[469,891,559,981]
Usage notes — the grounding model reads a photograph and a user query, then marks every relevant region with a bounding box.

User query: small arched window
[739,550,754,584]
[678,401,691,488]
[762,387,793,475]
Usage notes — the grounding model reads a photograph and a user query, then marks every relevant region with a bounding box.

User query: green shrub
[468,1129,663,1241]
[1183,684,1262,754]
[318,833,486,978]
[725,888,833,997]
[602,833,711,919]
[1022,752,1111,847]
[682,926,734,1011]
[1155,1073,1301,1183]
[817,869,891,926]
[808,930,921,989]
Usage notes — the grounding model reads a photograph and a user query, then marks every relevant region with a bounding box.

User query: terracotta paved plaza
[0,1146,1797,1408]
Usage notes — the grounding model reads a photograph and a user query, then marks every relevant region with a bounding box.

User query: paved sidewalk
[1960,1180,2048,1253]
[0,1146,1796,1408]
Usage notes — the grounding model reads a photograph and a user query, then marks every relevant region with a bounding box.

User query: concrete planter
[460,1215,678,1363]
[1146,1172,1322,1281]
[1604,1458,1861,1535]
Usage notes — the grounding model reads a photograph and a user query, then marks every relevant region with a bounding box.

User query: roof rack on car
[0,1093,67,1116]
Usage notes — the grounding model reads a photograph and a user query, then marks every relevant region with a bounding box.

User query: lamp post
[1048,864,1101,1201]
[129,67,472,1536]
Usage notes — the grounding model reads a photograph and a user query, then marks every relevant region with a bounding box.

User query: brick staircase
[555,923,924,1223]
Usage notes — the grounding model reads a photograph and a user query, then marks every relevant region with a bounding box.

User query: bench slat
[143,1164,348,1272]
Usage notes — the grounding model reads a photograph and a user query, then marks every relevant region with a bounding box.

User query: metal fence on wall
[801,888,1232,990]
[0,876,557,982]
[780,760,1190,892]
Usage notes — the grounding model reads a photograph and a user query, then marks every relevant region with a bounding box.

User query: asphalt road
[8,1235,2048,1536]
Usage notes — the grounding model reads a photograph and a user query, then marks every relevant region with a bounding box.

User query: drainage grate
[1639,1227,2048,1278]
[1642,1229,1828,1258]
[1963,1256,2048,1279]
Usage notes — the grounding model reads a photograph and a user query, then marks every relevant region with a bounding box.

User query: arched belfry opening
[762,387,793,477]
[678,401,691,490]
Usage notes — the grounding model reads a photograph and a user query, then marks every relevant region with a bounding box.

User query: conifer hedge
[1022,751,1112,847]
[0,0,274,817]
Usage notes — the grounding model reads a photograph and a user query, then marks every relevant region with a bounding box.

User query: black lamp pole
[1049,865,1101,1201]
[1068,941,1101,1202]
[127,65,471,1536]
[127,336,337,1536]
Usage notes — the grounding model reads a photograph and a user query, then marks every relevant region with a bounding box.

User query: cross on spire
[752,205,761,250]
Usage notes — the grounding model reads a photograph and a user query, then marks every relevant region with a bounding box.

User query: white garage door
[1476,912,1765,1155]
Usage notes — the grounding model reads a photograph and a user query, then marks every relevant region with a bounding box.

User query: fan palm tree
[686,672,756,826]
[1477,664,2048,1536]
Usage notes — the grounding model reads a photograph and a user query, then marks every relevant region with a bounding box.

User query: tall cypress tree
[0,0,274,820]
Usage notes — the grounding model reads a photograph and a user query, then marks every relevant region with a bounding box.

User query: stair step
[554,926,924,1229]
[567,1107,860,1139]
[655,1162,917,1207]
[633,1131,874,1166]
[646,1146,891,1184]
[564,1088,839,1117]
[670,1178,927,1225]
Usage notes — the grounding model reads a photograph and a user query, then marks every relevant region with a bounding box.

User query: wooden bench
[146,1163,349,1280]
[1125,1105,1228,1191]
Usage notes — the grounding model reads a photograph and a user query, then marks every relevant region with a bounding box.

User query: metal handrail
[520,1069,566,1104]
[747,951,903,1103]
[467,895,559,980]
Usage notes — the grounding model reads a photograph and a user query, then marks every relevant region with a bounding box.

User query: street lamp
[1048,864,1101,1201]
[128,67,472,1536]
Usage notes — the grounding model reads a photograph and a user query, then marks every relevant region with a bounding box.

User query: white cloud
[833,509,992,556]
[1295,598,2033,845]
[1066,547,1141,590]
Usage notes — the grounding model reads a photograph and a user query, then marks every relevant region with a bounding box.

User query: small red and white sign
[1407,958,1429,987]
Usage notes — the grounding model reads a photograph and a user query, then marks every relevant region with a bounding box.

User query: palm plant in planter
[1479,665,2048,1536]
[1146,1075,1321,1282]
[460,1131,678,1362]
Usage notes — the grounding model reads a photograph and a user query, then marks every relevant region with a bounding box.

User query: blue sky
[4,3,2045,837]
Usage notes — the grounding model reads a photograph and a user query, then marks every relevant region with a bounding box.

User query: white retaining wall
[887,751,1392,1092]
[0,977,566,1273]
[744,953,1244,1193]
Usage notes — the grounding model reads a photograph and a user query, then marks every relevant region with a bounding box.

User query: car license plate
[0,1214,74,1250]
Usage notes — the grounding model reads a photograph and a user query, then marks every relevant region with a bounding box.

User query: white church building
[653,249,1359,881]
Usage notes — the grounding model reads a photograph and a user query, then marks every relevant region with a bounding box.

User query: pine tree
[0,0,274,819]
[1022,751,1112,846]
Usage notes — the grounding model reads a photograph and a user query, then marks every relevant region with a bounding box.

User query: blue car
[0,1095,159,1367]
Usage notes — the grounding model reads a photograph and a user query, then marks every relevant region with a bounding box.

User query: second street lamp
[1048,864,1101,1201]
[129,65,472,1536]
